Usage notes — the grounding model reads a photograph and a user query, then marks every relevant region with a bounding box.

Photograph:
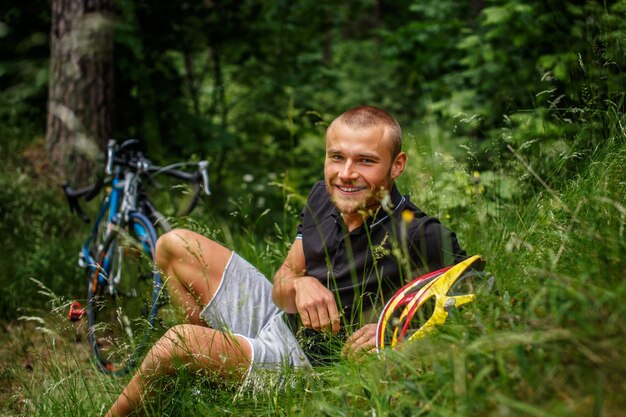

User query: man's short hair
[329,105,403,160]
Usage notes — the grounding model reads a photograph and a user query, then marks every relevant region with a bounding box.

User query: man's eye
[360,159,375,164]
[331,155,344,161]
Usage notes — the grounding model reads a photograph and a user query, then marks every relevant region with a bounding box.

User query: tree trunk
[46,0,114,185]
[471,0,485,16]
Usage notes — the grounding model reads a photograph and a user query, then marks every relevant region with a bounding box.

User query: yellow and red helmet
[376,255,493,350]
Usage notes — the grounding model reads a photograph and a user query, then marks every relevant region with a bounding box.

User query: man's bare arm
[272,239,340,333]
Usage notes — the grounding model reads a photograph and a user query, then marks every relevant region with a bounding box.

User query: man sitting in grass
[106,105,465,416]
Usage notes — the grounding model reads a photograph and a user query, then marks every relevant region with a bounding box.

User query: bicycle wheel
[86,211,163,375]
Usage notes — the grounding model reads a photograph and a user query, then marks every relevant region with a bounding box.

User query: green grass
[2,109,625,416]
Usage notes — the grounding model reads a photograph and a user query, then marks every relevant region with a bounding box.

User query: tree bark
[46,0,114,184]
[471,0,485,16]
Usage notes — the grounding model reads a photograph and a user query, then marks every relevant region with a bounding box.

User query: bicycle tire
[86,211,163,375]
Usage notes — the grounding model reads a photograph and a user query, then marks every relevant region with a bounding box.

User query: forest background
[0,0,625,416]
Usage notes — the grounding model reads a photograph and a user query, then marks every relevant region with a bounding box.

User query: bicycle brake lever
[73,200,91,223]
[106,139,116,175]
[62,182,91,223]
[198,160,211,196]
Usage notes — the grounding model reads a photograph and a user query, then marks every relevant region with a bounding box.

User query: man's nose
[338,160,358,181]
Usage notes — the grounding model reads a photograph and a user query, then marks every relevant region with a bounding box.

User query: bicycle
[63,139,210,375]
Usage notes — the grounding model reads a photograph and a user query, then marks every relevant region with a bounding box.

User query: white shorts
[199,253,310,376]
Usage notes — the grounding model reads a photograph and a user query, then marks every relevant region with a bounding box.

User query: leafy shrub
[0,147,84,320]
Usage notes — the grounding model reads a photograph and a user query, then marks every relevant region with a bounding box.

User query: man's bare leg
[105,324,252,417]
[105,229,245,416]
[155,229,232,325]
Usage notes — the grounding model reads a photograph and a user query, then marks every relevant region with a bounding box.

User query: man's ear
[390,152,407,180]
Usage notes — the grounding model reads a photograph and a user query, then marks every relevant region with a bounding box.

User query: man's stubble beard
[327,175,393,216]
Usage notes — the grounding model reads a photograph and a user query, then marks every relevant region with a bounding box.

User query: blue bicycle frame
[80,178,120,286]
[81,178,156,290]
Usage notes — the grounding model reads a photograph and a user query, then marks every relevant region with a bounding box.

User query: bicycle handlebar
[123,158,209,193]
[62,140,210,223]
[138,158,210,216]
[62,178,109,223]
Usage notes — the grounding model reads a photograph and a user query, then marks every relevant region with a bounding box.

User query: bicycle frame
[81,172,154,297]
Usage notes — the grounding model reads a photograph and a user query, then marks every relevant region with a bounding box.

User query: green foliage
[0,162,83,320]
[0,0,50,134]
[448,0,625,183]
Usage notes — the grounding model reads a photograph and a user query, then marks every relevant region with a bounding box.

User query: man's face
[324,122,406,217]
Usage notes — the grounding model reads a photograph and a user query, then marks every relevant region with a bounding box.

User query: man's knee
[140,324,189,376]
[156,228,194,267]
[150,325,227,365]
[155,230,232,303]
[144,324,251,379]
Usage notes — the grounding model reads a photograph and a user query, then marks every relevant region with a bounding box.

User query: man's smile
[335,184,367,194]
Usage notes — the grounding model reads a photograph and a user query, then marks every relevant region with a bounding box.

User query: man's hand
[342,323,377,358]
[272,239,340,334]
[293,276,341,334]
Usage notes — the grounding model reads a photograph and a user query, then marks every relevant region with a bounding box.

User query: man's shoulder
[305,180,331,209]
[399,198,467,264]
[403,203,446,235]
[397,194,430,226]
[307,180,326,198]
[399,197,461,245]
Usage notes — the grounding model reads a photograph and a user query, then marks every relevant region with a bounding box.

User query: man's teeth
[338,185,364,192]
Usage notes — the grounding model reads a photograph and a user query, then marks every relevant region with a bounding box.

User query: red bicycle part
[68,301,86,322]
